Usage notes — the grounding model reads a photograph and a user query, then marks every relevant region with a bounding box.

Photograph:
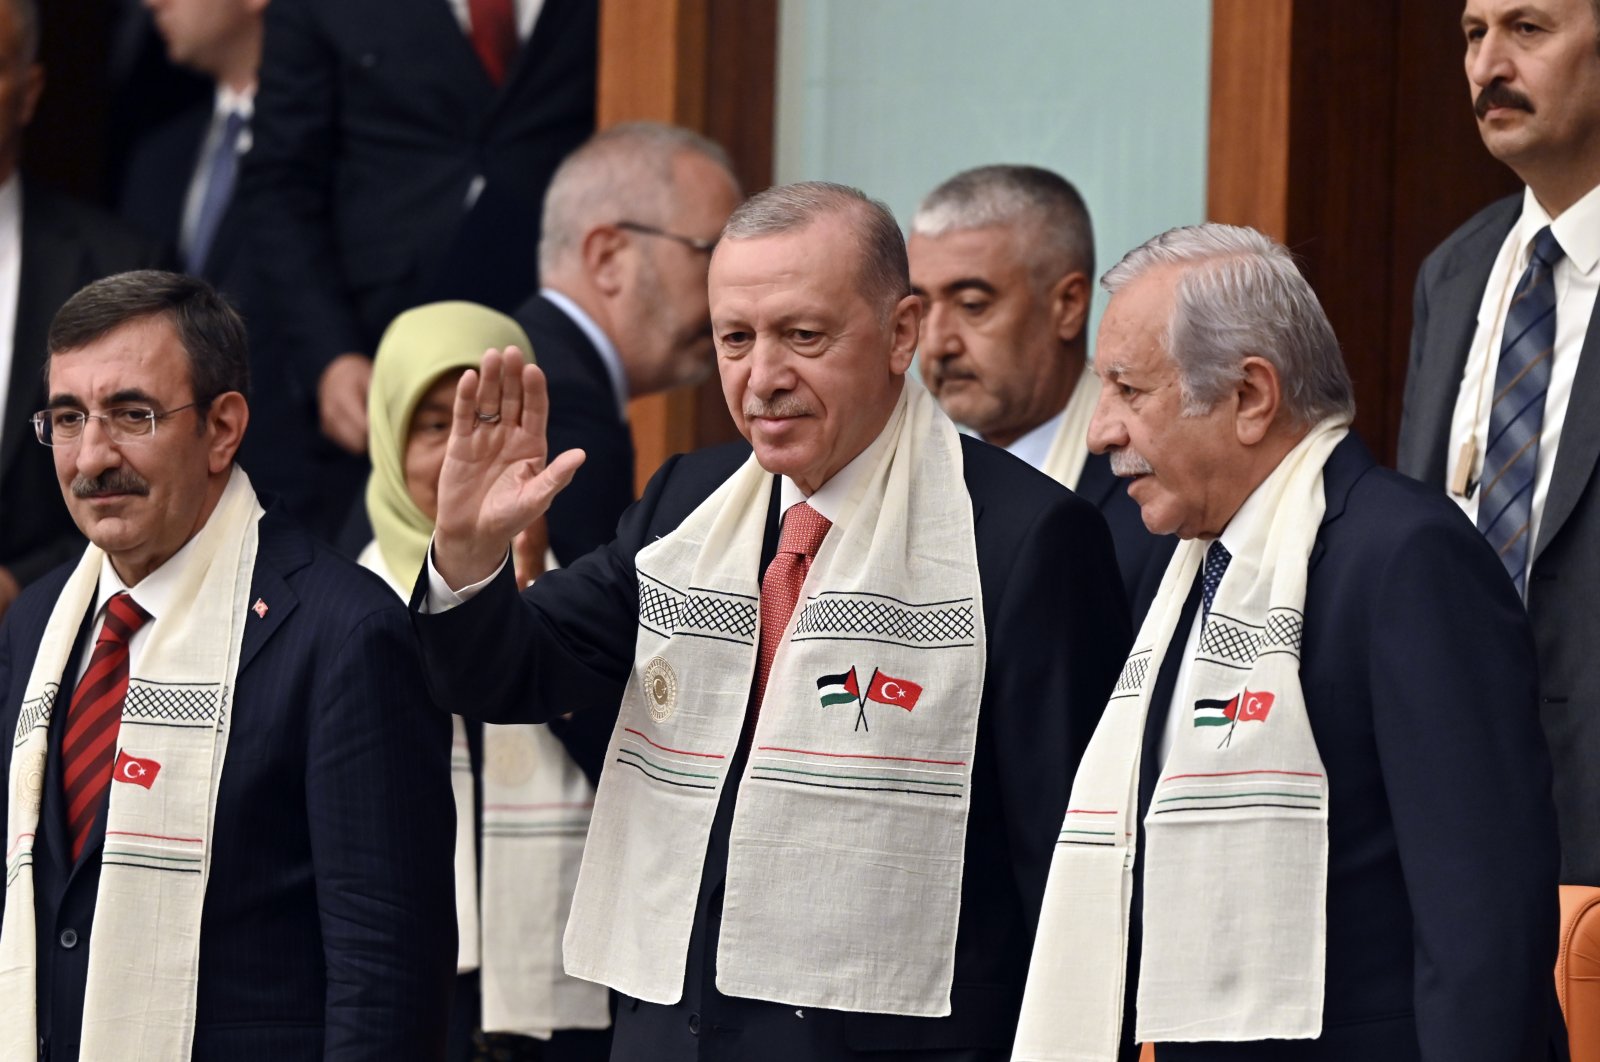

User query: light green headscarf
[366,301,533,585]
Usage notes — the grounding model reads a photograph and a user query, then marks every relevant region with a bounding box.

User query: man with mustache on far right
[1398,0,1600,897]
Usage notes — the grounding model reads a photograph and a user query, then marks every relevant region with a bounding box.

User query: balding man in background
[515,122,742,567]
[910,165,1170,615]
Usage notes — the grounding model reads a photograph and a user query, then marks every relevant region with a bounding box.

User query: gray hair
[49,270,251,403]
[911,164,1094,290]
[537,121,738,276]
[6,0,37,65]
[1102,223,1354,424]
[721,181,909,322]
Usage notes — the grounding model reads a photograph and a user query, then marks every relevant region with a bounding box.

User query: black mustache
[1475,82,1534,119]
[72,470,150,497]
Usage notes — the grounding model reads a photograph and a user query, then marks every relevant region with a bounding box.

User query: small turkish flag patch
[114,749,160,789]
[252,598,269,618]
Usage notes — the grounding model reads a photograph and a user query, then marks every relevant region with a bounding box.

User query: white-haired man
[412,181,1131,1060]
[1017,224,1558,1061]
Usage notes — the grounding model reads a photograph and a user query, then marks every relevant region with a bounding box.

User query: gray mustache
[1109,450,1154,477]
[72,470,151,497]
[744,399,813,418]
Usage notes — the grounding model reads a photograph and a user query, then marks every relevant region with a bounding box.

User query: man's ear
[887,294,922,375]
[581,224,630,297]
[1050,270,1092,345]
[206,392,250,474]
[1234,355,1282,446]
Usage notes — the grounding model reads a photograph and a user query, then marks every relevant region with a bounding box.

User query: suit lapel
[237,514,309,673]
[1535,298,1600,562]
[1310,434,1369,570]
[1406,202,1520,483]
[2,184,80,484]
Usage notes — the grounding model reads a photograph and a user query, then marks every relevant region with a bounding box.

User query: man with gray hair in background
[909,165,1170,614]
[513,121,742,568]
[1016,223,1558,1061]
[412,180,1130,1060]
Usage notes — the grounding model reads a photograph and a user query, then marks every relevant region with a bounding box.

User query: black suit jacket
[242,0,596,391]
[1122,435,1559,1061]
[0,182,164,588]
[414,435,1132,1060]
[1075,451,1174,623]
[0,510,458,1061]
[515,293,635,566]
[1397,193,1600,885]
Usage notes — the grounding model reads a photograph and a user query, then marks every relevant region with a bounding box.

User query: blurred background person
[910,164,1171,617]
[518,121,741,565]
[0,0,163,620]
[362,301,612,1062]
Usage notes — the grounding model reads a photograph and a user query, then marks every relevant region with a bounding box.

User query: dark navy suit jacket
[0,510,458,1061]
[1120,435,1559,1061]
[413,435,1132,1060]
[1076,450,1174,623]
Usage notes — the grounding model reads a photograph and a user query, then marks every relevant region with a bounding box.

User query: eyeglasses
[616,220,718,255]
[32,403,204,447]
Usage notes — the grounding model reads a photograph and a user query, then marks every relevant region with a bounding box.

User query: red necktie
[468,0,518,86]
[61,592,151,861]
[746,503,832,743]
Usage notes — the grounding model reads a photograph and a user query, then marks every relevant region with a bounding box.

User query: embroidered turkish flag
[113,749,161,789]
[866,671,922,711]
[1234,689,1275,722]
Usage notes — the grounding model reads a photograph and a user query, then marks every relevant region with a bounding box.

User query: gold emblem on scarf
[643,657,677,723]
[19,750,45,813]
[485,728,538,787]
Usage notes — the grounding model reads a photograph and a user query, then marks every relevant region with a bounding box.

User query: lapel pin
[252,598,269,619]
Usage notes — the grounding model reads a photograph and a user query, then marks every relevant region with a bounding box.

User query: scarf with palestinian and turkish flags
[562,378,987,1017]
[1,466,261,1062]
[1013,418,1348,1060]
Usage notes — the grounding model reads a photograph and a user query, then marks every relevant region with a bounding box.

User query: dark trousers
[449,972,613,1062]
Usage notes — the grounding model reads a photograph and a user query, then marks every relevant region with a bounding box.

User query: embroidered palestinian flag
[1193,695,1236,727]
[817,668,860,708]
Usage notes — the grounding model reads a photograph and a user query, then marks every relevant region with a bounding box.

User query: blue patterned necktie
[1478,225,1564,597]
[185,109,247,276]
[1201,540,1231,623]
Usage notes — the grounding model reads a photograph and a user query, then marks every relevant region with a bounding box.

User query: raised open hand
[432,347,585,588]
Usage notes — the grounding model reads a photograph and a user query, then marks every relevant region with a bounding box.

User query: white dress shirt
[446,0,545,41]
[0,174,22,448]
[1002,409,1065,473]
[541,287,630,418]
[1159,478,1272,763]
[179,85,255,264]
[72,533,207,686]
[1446,182,1600,575]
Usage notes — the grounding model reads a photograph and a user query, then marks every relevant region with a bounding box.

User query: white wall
[774,0,1212,352]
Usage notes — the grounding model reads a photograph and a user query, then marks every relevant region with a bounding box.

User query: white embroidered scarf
[1014,420,1348,1060]
[563,379,986,1016]
[1038,365,1099,490]
[2,466,262,1062]
[358,542,609,1037]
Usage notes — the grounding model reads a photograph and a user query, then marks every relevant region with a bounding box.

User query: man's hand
[512,520,550,591]
[319,352,374,453]
[0,566,18,621]
[433,348,585,589]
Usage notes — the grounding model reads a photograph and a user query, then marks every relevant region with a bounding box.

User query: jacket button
[59,928,78,949]
[687,1012,701,1036]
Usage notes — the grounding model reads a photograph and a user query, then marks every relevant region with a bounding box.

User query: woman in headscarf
[363,302,612,1062]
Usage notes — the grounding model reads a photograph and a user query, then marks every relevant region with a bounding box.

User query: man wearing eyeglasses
[0,270,457,1060]
[515,122,742,568]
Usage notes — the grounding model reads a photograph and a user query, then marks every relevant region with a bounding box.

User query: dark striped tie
[61,592,151,861]
[1478,225,1564,596]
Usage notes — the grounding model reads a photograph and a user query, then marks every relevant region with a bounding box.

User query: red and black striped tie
[61,591,151,861]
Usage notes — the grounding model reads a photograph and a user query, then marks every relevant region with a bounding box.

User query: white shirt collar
[94,528,209,627]
[1527,181,1600,277]
[776,397,900,525]
[540,287,629,419]
[1214,463,1276,560]
[1001,409,1066,472]
[215,83,255,119]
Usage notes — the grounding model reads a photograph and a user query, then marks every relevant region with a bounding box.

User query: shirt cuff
[422,538,508,613]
